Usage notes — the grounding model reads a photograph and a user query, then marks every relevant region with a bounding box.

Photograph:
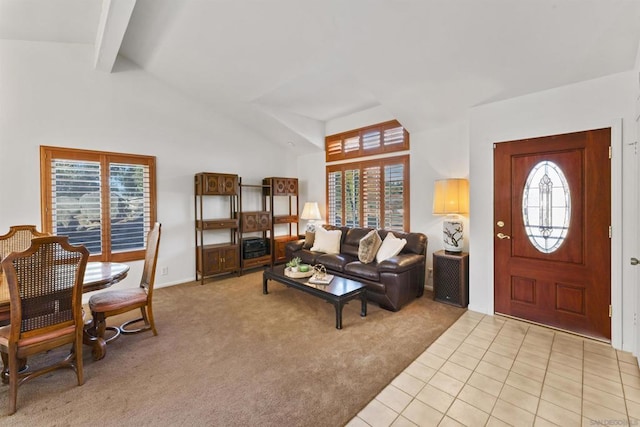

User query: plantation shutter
[325,120,409,161]
[51,159,103,254]
[109,163,151,252]
[384,162,405,230]
[362,165,381,229]
[327,170,343,226]
[42,146,156,262]
[326,155,408,231]
[344,168,360,227]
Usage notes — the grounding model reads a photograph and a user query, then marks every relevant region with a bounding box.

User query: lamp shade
[432,179,469,215]
[300,202,322,220]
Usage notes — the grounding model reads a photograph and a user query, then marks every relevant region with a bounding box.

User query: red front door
[494,128,611,340]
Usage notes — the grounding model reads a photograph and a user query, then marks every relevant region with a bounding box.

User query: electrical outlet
[161,266,168,276]
[428,267,433,278]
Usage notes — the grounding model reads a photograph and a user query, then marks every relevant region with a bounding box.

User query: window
[522,160,570,253]
[326,155,409,231]
[325,120,409,162]
[40,146,157,262]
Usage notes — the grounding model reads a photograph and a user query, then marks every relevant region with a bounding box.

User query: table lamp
[432,178,469,252]
[300,202,322,232]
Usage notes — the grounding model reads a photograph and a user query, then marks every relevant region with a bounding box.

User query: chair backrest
[1,236,89,338]
[140,223,161,296]
[0,225,50,302]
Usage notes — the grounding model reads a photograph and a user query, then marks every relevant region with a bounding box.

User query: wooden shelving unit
[194,173,239,284]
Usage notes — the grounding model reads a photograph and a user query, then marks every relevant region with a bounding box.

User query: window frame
[325,119,410,162]
[326,154,410,231]
[40,146,157,262]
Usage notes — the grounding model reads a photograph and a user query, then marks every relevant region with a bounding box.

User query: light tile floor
[347,311,640,427]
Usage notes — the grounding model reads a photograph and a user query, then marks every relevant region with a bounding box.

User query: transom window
[40,146,157,262]
[325,120,409,162]
[522,160,570,253]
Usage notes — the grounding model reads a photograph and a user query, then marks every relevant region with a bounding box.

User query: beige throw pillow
[358,230,382,264]
[310,226,342,254]
[376,232,407,263]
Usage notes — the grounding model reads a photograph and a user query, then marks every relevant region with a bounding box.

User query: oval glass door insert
[522,160,570,253]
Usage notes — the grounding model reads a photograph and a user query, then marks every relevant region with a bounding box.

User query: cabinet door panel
[286,178,298,195]
[221,247,239,272]
[201,248,221,275]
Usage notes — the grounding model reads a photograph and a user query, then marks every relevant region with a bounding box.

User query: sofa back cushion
[378,230,427,255]
[342,228,373,257]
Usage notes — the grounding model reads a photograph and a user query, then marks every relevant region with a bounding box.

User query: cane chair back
[88,223,161,359]
[0,236,89,414]
[0,226,50,303]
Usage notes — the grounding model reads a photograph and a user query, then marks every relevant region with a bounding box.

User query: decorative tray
[284,267,313,278]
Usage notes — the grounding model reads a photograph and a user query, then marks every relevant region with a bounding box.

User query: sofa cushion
[341,228,372,258]
[358,230,382,264]
[316,253,355,272]
[345,261,380,281]
[376,232,407,263]
[311,226,342,254]
[302,231,315,249]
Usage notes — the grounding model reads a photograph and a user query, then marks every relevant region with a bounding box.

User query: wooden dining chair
[0,226,50,305]
[0,236,89,415]
[88,223,161,359]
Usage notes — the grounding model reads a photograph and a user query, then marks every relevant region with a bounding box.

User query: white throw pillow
[376,232,407,263]
[310,226,342,254]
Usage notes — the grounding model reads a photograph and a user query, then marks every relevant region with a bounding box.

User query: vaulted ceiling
[3,0,640,150]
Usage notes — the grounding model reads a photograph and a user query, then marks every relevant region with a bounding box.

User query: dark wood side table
[433,250,469,308]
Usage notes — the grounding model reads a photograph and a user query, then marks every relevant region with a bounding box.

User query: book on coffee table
[308,274,334,285]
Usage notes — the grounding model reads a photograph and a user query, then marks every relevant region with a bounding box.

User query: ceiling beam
[94,0,136,72]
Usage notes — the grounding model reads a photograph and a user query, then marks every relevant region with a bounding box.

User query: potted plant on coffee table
[286,257,302,272]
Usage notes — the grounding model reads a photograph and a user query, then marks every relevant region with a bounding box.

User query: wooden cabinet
[241,211,271,233]
[272,235,300,263]
[263,177,299,264]
[271,177,298,196]
[194,173,239,284]
[197,173,238,195]
[197,244,239,275]
[433,250,469,307]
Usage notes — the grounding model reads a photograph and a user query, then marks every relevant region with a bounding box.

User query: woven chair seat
[89,289,147,313]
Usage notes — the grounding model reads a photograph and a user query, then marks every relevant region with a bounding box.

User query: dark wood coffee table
[263,264,367,329]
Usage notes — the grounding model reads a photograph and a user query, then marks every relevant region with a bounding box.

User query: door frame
[487,119,623,348]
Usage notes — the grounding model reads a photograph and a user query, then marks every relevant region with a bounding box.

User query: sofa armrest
[285,239,305,259]
[378,253,425,273]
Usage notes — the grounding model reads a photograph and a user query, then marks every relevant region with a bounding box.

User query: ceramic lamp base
[443,217,464,253]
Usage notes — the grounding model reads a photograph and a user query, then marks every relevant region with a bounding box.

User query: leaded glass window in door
[522,160,570,253]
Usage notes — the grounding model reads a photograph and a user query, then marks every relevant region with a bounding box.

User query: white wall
[0,40,295,297]
[469,71,637,350]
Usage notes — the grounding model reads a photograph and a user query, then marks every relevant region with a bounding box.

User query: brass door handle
[497,233,511,240]
[632,257,639,266]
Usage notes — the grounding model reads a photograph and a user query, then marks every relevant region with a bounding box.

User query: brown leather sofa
[285,226,427,311]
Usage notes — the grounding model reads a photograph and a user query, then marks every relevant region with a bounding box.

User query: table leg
[334,302,343,330]
[360,291,367,317]
[83,318,107,360]
[263,274,269,294]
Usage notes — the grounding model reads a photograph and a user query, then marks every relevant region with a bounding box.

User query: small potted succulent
[286,257,302,272]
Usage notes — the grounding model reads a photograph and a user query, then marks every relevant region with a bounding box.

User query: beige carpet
[0,270,464,426]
